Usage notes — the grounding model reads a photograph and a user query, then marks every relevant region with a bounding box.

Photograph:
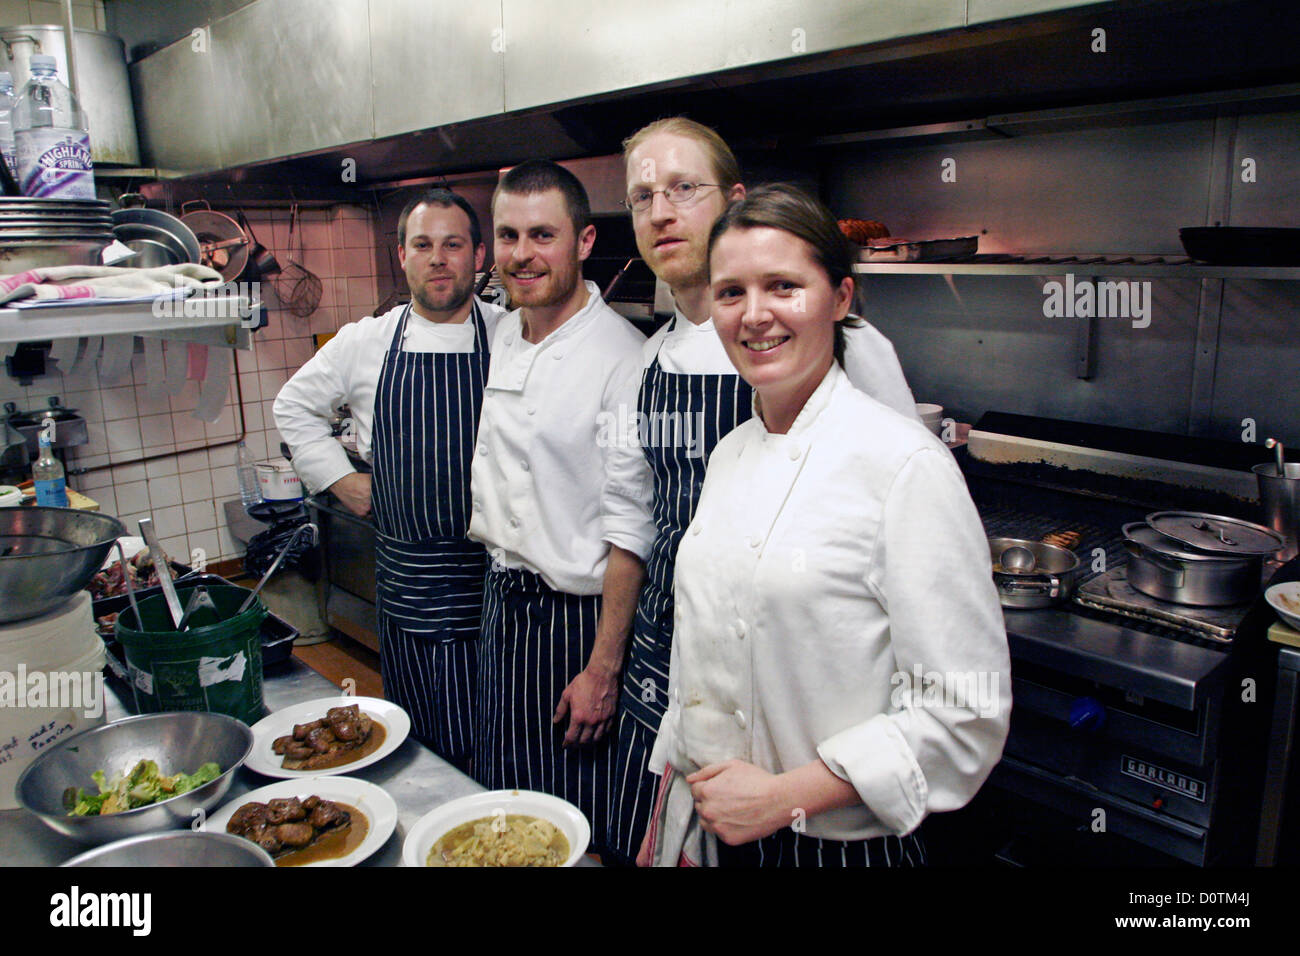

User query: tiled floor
[292,633,383,698]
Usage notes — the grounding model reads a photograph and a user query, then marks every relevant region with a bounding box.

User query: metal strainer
[274,203,322,317]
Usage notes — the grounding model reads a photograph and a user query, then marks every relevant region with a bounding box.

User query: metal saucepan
[989,536,1083,609]
[1122,521,1263,607]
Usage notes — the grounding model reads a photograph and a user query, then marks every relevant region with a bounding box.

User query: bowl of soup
[403,790,589,867]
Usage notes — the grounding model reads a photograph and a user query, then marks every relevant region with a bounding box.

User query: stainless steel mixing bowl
[62,830,274,867]
[16,711,254,846]
[0,506,125,623]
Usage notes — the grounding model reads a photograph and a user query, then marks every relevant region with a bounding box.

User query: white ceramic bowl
[1266,582,1300,631]
[0,485,22,507]
[403,789,589,868]
[916,403,945,436]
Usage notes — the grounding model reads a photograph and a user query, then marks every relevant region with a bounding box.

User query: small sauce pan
[989,536,1083,609]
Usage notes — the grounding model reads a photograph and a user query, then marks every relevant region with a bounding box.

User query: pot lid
[1122,521,1232,562]
[1145,511,1282,557]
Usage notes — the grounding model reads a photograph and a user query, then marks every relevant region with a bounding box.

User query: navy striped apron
[473,565,613,849]
[372,302,489,772]
[606,326,752,863]
[714,829,927,868]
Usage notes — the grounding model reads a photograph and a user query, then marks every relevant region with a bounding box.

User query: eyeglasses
[621,182,722,213]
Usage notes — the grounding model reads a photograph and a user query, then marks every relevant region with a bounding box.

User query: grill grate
[967,476,1231,645]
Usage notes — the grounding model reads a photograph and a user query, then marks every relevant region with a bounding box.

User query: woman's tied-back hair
[621,117,742,192]
[707,183,862,365]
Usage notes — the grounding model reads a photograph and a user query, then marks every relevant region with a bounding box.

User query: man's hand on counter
[328,473,373,518]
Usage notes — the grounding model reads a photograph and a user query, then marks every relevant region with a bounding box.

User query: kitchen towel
[143,337,166,400]
[193,346,232,423]
[98,335,134,384]
[0,263,223,305]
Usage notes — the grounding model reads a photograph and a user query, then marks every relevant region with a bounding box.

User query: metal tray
[858,235,979,262]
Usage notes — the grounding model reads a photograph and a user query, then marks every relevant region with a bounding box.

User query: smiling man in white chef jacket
[468,160,650,853]
[274,189,504,773]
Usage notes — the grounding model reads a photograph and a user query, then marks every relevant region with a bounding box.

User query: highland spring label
[16,130,94,199]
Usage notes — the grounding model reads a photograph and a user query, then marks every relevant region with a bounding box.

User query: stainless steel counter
[0,659,598,866]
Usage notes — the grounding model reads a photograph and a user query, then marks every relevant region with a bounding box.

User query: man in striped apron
[604,119,924,866]
[275,190,503,773]
[469,161,650,853]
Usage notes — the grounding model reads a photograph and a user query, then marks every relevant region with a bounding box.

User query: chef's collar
[668,308,716,334]
[753,360,844,439]
[517,279,604,347]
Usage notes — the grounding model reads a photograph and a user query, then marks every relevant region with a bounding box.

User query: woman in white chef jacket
[641,185,1012,867]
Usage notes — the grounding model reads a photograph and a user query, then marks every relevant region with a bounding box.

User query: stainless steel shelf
[0,292,256,349]
[854,256,1300,280]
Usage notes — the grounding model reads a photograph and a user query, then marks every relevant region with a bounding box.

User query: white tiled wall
[1,203,381,565]
[0,0,105,30]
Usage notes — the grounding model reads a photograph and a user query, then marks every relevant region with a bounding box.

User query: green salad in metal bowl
[66,759,222,817]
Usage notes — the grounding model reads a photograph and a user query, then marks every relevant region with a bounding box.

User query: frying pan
[1179,227,1300,266]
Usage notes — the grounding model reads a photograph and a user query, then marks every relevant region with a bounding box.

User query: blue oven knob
[1068,697,1105,731]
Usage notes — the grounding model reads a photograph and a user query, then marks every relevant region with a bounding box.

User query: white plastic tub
[255,457,303,502]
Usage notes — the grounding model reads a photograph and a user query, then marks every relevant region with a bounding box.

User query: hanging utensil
[236,209,280,279]
[179,199,249,281]
[274,203,322,317]
[138,517,183,629]
[237,522,318,614]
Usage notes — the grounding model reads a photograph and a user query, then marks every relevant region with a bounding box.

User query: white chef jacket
[600,310,922,563]
[272,300,505,495]
[467,280,652,595]
[649,362,1011,841]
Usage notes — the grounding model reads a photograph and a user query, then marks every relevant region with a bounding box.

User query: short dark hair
[493,160,591,234]
[707,183,862,365]
[398,187,482,249]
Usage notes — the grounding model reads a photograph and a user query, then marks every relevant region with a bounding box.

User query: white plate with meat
[246,696,410,779]
[208,776,397,867]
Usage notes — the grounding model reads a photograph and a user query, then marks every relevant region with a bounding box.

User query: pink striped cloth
[0,263,222,305]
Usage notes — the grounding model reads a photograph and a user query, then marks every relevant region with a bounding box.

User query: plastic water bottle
[13,54,94,199]
[0,72,16,182]
[33,428,68,508]
[237,440,262,509]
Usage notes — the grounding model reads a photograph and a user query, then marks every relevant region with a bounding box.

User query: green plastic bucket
[115,583,268,725]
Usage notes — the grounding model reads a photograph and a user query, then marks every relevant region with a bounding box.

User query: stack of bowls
[110,206,201,269]
[0,197,114,273]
